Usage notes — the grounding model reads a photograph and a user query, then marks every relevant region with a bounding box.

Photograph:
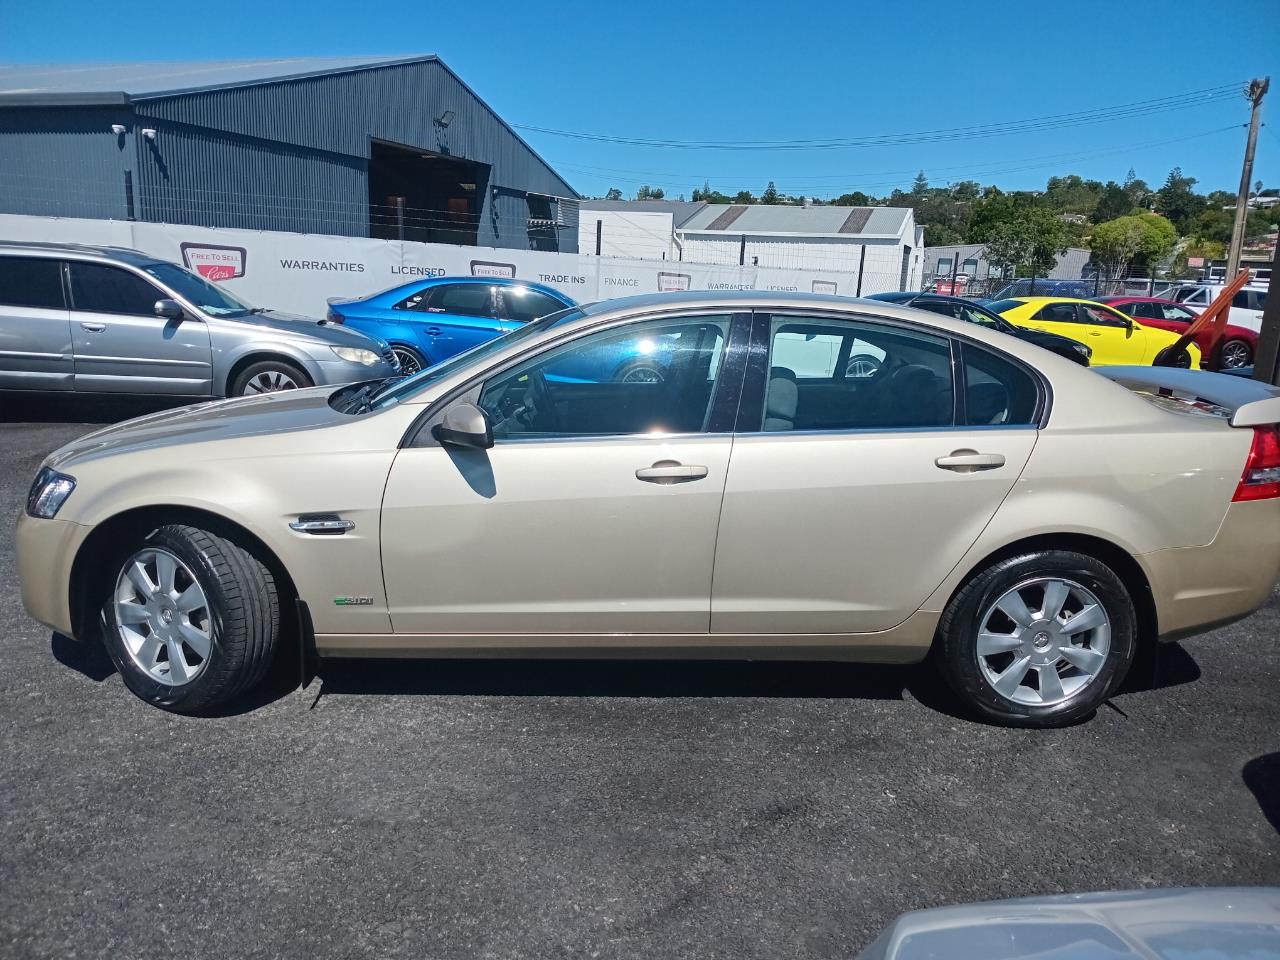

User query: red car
[1099,296,1258,369]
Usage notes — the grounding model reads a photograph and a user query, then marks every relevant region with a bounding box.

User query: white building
[579,200,923,293]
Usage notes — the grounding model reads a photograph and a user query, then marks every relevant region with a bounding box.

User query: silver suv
[0,242,399,397]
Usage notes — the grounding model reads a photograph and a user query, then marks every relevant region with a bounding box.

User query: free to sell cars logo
[658,271,691,292]
[471,260,516,278]
[180,242,247,282]
[812,280,838,295]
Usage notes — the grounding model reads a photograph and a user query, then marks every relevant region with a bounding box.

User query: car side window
[394,287,436,311]
[0,256,65,309]
[962,346,1039,426]
[501,288,566,324]
[426,283,497,319]
[1124,302,1152,320]
[1079,305,1127,327]
[1159,304,1194,323]
[67,262,163,316]
[477,314,731,440]
[759,316,953,432]
[1033,303,1079,323]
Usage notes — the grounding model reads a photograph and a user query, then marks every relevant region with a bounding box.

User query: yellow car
[990,297,1201,367]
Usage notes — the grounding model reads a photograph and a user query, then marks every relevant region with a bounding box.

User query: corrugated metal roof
[679,204,910,237]
[0,56,436,101]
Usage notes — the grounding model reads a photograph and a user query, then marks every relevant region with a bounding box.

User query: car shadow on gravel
[50,631,1201,720]
[1,391,192,425]
[1243,754,1280,835]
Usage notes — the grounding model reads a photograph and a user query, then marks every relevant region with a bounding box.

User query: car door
[710,312,1039,635]
[380,312,745,636]
[1075,303,1148,364]
[0,255,74,391]
[414,282,512,361]
[66,260,213,394]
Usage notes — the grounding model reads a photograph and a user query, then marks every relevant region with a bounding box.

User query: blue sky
[3,0,1276,200]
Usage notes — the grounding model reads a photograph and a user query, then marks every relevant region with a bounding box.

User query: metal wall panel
[0,106,135,220]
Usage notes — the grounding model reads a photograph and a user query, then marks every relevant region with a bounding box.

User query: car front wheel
[230,359,312,396]
[100,524,280,713]
[935,550,1137,727]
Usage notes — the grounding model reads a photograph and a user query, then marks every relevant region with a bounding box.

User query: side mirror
[1123,316,1134,337]
[155,299,185,321]
[432,401,493,450]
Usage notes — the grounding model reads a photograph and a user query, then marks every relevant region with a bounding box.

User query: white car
[1172,283,1268,333]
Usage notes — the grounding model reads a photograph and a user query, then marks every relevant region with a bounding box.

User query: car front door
[0,255,74,391]
[1075,303,1147,363]
[415,282,512,362]
[380,312,744,636]
[710,312,1039,635]
[67,260,213,394]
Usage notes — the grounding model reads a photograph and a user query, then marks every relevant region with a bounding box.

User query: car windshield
[140,261,255,316]
[366,306,587,410]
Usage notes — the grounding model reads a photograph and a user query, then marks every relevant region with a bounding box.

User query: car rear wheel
[230,359,312,396]
[615,359,665,383]
[100,524,280,713]
[935,550,1137,728]
[1221,338,1252,369]
[392,345,426,376]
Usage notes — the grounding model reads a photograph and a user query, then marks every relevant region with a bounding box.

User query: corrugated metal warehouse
[0,56,579,252]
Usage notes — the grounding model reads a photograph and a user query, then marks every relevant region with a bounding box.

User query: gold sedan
[18,291,1280,727]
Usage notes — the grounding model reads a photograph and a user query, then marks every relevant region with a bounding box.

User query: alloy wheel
[392,347,423,376]
[619,365,664,383]
[1221,340,1251,369]
[243,369,299,394]
[113,548,213,687]
[975,577,1111,707]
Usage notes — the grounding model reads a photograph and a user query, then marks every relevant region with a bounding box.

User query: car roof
[390,275,571,299]
[1003,296,1112,306]
[0,240,161,266]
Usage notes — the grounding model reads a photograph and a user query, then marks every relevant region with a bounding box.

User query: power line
[515,82,1244,151]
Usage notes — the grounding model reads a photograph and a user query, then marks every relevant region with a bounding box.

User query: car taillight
[325,308,344,324]
[1233,426,1280,502]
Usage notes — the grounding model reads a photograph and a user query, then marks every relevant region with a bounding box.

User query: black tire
[935,550,1137,728]
[614,359,666,383]
[391,344,426,376]
[228,359,312,396]
[100,524,280,714]
[1220,338,1252,369]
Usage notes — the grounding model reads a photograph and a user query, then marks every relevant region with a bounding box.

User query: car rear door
[380,312,747,636]
[0,255,74,391]
[710,311,1040,635]
[415,282,512,361]
[66,260,213,394]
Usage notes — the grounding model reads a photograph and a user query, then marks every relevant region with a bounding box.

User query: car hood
[857,887,1280,960]
[1015,327,1081,349]
[216,310,387,348]
[44,388,353,471]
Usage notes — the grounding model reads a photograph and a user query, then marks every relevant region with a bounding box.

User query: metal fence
[921,272,1183,301]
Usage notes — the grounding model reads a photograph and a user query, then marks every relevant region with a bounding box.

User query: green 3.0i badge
[333,596,374,606]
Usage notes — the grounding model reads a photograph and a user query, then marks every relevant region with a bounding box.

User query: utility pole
[1226,77,1269,282]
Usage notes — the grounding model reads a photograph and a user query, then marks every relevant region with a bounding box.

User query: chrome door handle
[289,516,356,535]
[80,322,105,332]
[635,460,709,484]
[935,450,1006,473]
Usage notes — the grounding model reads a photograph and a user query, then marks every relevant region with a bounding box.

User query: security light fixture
[141,128,157,140]
[435,110,455,128]
[110,124,126,135]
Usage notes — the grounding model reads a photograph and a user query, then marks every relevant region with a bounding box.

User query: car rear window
[986,299,1025,313]
[0,256,65,309]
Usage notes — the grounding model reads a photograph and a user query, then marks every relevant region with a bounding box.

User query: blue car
[327,277,576,375]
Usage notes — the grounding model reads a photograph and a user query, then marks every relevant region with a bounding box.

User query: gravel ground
[2,399,1278,959]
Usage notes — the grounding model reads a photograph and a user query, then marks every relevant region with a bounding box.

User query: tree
[635,185,665,200]
[951,180,981,201]
[1156,167,1205,233]
[1089,214,1177,276]
[833,191,871,206]
[911,170,929,196]
[692,180,711,202]
[1044,174,1105,215]
[1092,181,1133,222]
[604,187,623,201]
[982,219,1035,279]
[761,181,780,204]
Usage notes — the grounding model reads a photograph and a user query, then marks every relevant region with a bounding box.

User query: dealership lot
[2,404,1279,958]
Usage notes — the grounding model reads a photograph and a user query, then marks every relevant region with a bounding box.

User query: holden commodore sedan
[17,292,1280,726]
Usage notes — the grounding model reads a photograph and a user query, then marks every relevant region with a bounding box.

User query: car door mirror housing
[433,401,493,449]
[155,298,185,321]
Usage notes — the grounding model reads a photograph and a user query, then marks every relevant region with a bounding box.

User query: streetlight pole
[1226,77,1269,282]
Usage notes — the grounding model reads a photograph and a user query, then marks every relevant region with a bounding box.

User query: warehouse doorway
[368,140,487,245]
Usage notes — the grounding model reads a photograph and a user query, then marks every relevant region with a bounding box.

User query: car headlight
[26,466,76,519]
[330,346,380,366]
[1072,341,1092,358]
